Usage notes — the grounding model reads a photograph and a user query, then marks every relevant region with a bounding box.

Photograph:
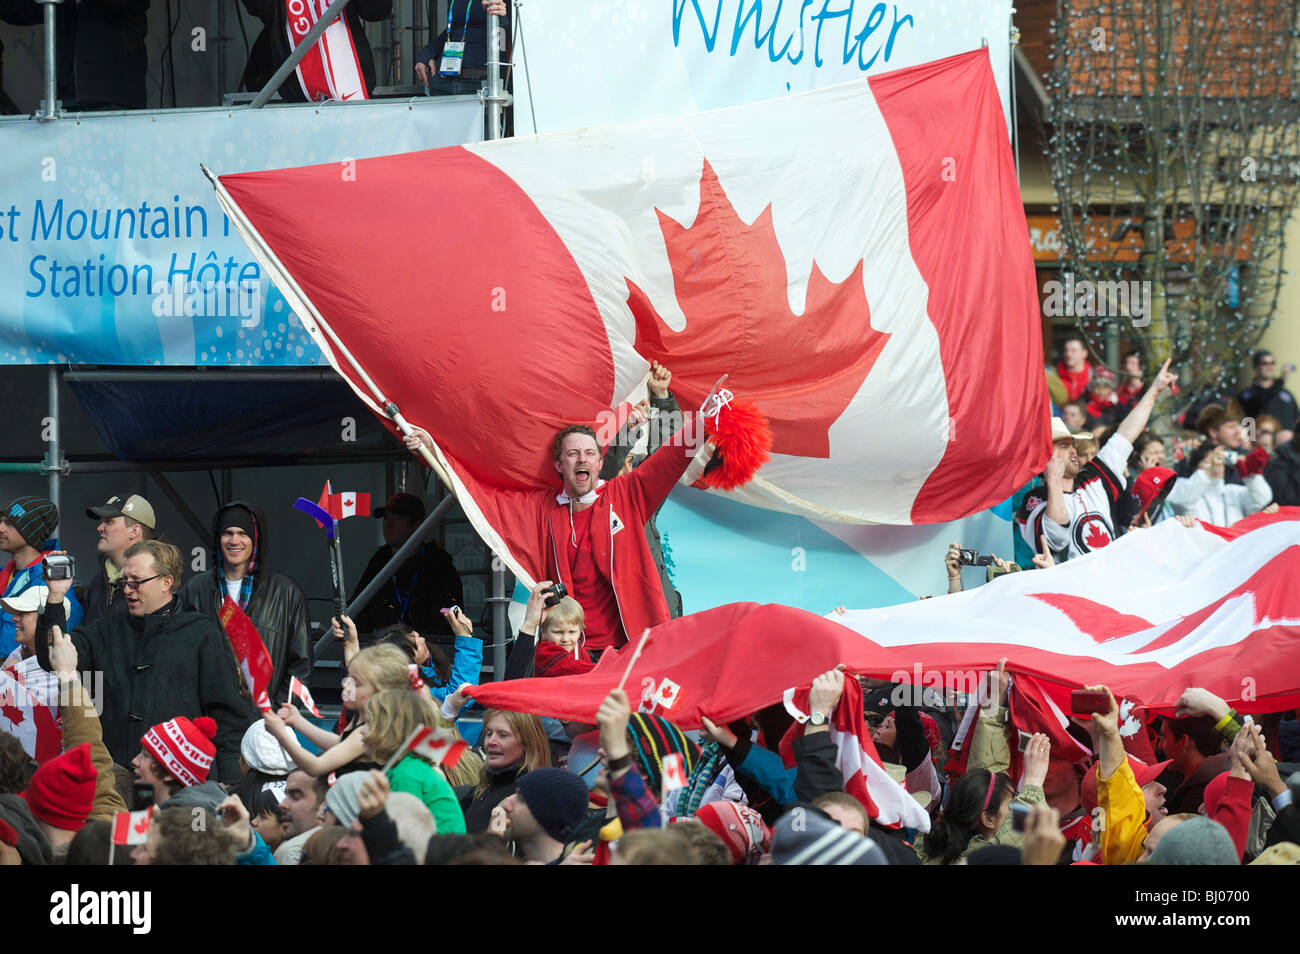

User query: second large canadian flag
[215,49,1046,585]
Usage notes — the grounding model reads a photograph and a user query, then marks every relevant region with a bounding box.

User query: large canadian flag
[212,49,1047,586]
[469,511,1300,726]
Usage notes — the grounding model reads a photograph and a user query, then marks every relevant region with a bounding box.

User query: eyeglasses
[121,574,163,590]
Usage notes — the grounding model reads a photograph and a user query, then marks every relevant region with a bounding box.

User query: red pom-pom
[193,716,218,740]
[700,397,773,491]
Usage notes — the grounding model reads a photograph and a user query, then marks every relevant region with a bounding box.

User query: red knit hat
[692,802,772,865]
[25,742,96,832]
[142,716,218,787]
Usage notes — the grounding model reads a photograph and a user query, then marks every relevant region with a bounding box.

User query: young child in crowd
[534,596,595,677]
[362,688,466,834]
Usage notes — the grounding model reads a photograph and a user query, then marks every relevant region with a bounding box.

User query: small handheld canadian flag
[660,753,687,801]
[327,492,371,519]
[384,725,468,773]
[289,675,322,718]
[111,806,154,846]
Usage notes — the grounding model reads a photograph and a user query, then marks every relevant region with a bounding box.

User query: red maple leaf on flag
[133,813,151,835]
[0,699,24,726]
[1085,522,1112,550]
[626,159,890,459]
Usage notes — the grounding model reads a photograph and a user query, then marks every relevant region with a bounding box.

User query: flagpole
[199,163,456,493]
[615,629,652,693]
[108,839,115,867]
[381,726,424,774]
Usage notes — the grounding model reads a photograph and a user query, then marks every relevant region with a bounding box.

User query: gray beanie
[771,808,888,865]
[324,772,369,827]
[1148,817,1239,865]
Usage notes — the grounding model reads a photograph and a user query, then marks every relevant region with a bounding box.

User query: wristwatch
[809,711,829,726]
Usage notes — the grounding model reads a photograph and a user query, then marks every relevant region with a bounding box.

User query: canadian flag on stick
[387,725,468,773]
[327,492,371,519]
[111,806,154,846]
[289,676,322,718]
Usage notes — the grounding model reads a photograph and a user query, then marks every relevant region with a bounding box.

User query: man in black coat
[239,0,392,102]
[41,540,253,781]
[179,502,311,708]
[351,492,462,646]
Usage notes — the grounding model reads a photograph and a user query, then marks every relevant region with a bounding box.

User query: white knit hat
[239,721,296,776]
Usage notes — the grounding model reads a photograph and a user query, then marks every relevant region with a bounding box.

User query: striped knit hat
[142,716,218,787]
[693,801,772,865]
[625,713,698,794]
[2,496,59,550]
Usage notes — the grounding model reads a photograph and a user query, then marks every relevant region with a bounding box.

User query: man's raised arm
[1116,359,1179,445]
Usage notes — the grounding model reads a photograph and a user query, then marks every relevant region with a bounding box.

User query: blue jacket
[1,555,84,658]
[423,634,483,703]
[236,830,276,865]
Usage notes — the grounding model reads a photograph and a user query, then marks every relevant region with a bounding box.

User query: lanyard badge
[439,1,474,77]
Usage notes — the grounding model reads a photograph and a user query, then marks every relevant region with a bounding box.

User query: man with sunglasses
[38,539,253,781]
[1238,350,1296,434]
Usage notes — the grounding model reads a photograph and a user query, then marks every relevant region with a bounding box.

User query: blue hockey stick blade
[294,497,336,539]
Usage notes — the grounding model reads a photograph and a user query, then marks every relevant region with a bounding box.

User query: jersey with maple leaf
[1024,434,1132,563]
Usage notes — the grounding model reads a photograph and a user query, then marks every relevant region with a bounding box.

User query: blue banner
[0,98,484,366]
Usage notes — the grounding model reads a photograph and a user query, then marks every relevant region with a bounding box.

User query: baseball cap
[1050,417,1092,442]
[0,585,68,623]
[374,492,425,522]
[1081,755,1172,814]
[86,494,156,530]
[1122,467,1177,525]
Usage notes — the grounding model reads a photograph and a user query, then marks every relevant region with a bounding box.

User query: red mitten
[1237,446,1270,478]
[700,397,773,491]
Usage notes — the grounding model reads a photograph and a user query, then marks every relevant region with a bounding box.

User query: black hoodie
[178,501,312,707]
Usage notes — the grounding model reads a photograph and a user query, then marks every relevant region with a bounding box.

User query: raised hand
[648,360,672,399]
[217,795,254,852]
[48,625,78,681]
[597,689,633,765]
[1022,732,1051,788]
[808,666,846,717]
[1021,803,1065,865]
[331,614,358,644]
[358,770,391,820]
[1087,685,1120,739]
[945,543,962,581]
[1151,358,1178,395]
[403,426,433,453]
[1174,687,1228,721]
[443,605,474,637]
[699,715,738,749]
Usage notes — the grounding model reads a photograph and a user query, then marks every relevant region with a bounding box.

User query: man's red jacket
[483,431,699,650]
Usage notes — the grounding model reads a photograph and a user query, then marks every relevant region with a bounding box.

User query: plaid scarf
[678,741,723,818]
[216,571,254,612]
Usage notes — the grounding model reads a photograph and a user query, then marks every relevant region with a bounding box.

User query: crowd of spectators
[1,350,1297,869]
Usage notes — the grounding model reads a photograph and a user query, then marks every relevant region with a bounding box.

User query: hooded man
[179,502,311,708]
